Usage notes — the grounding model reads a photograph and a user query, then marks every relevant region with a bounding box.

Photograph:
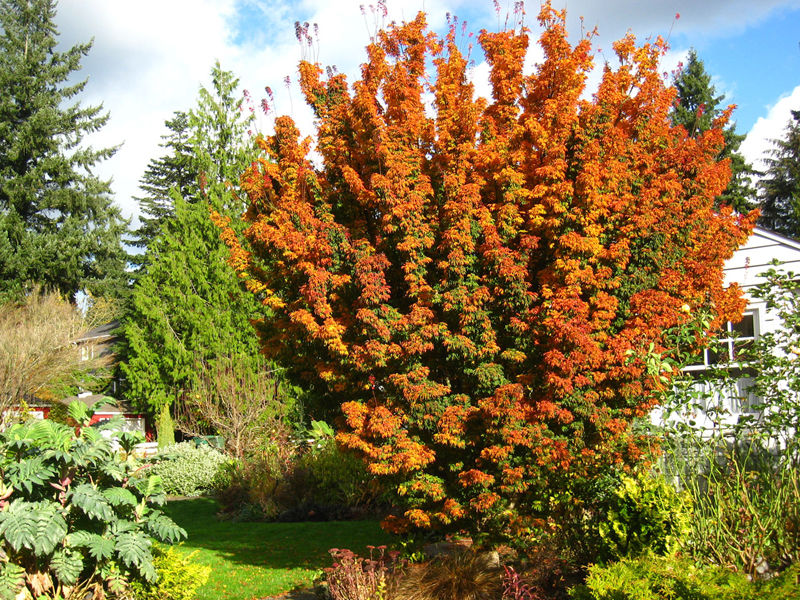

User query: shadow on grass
[162,497,393,571]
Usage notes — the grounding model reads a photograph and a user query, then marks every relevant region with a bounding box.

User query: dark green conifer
[0,0,128,301]
[759,110,800,237]
[671,49,758,214]
[120,64,263,412]
[130,111,195,258]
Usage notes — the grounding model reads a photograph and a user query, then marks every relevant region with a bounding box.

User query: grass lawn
[162,498,393,600]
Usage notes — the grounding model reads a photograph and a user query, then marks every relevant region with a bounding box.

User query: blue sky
[54,0,800,223]
[669,3,799,133]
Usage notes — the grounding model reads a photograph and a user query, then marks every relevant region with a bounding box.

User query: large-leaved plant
[0,401,186,600]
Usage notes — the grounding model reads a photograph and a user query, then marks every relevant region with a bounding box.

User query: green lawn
[162,498,393,600]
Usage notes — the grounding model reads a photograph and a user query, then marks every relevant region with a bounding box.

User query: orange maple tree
[216,2,757,543]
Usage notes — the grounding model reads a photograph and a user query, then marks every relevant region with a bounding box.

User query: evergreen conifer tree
[759,109,800,237]
[0,0,128,301]
[130,111,194,258]
[671,49,758,214]
[120,64,263,412]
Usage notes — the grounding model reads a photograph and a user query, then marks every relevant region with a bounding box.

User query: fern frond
[30,419,74,453]
[69,484,114,521]
[0,500,37,551]
[0,500,67,555]
[144,475,164,499]
[67,401,91,426]
[66,530,93,546]
[100,460,127,482]
[110,520,137,535]
[68,531,115,561]
[145,512,187,544]
[114,531,153,574]
[1,423,34,451]
[6,456,57,493]
[0,562,25,600]
[67,440,105,471]
[50,548,84,585]
[77,426,103,445]
[139,559,158,584]
[100,563,129,595]
[103,487,137,507]
[32,502,68,555]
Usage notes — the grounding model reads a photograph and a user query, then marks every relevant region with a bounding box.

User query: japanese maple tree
[217,2,757,544]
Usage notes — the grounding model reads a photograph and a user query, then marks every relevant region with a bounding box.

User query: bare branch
[173,354,291,458]
[0,291,109,418]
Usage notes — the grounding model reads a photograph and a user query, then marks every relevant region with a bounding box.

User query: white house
[657,226,800,430]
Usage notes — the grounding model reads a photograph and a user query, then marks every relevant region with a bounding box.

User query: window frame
[684,310,759,372]
[682,309,761,415]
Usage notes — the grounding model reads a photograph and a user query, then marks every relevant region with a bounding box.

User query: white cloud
[741,86,800,172]
[556,0,800,45]
[56,0,240,224]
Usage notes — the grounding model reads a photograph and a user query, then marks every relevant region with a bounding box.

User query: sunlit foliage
[218,2,757,544]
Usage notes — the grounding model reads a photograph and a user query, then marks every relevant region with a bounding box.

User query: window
[80,344,95,361]
[687,312,757,370]
[734,375,759,414]
[683,311,761,416]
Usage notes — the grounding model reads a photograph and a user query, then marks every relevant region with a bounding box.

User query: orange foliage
[219,2,756,544]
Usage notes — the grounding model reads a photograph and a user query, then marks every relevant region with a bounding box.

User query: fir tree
[0,0,128,301]
[130,111,194,257]
[759,109,800,237]
[671,49,758,214]
[130,65,258,260]
[120,64,262,412]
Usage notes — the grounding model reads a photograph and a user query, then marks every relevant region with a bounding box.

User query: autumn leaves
[217,1,756,544]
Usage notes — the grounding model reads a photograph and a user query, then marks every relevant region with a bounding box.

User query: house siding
[724,227,800,340]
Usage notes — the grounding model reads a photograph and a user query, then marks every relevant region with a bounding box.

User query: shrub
[299,441,379,508]
[570,556,800,600]
[0,401,186,600]
[596,472,692,561]
[214,428,384,522]
[502,566,541,600]
[502,541,577,600]
[213,437,301,520]
[219,0,755,545]
[157,404,176,449]
[659,265,800,575]
[662,436,799,576]
[129,543,211,600]
[173,354,298,459]
[147,442,230,497]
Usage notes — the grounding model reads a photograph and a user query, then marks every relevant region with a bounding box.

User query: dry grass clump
[388,551,503,600]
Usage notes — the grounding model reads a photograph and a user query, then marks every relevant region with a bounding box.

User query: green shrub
[129,543,211,600]
[757,563,800,600]
[300,441,378,508]
[597,472,692,561]
[147,442,229,497]
[214,428,383,522]
[214,448,290,520]
[0,401,186,600]
[658,265,800,575]
[570,557,800,600]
